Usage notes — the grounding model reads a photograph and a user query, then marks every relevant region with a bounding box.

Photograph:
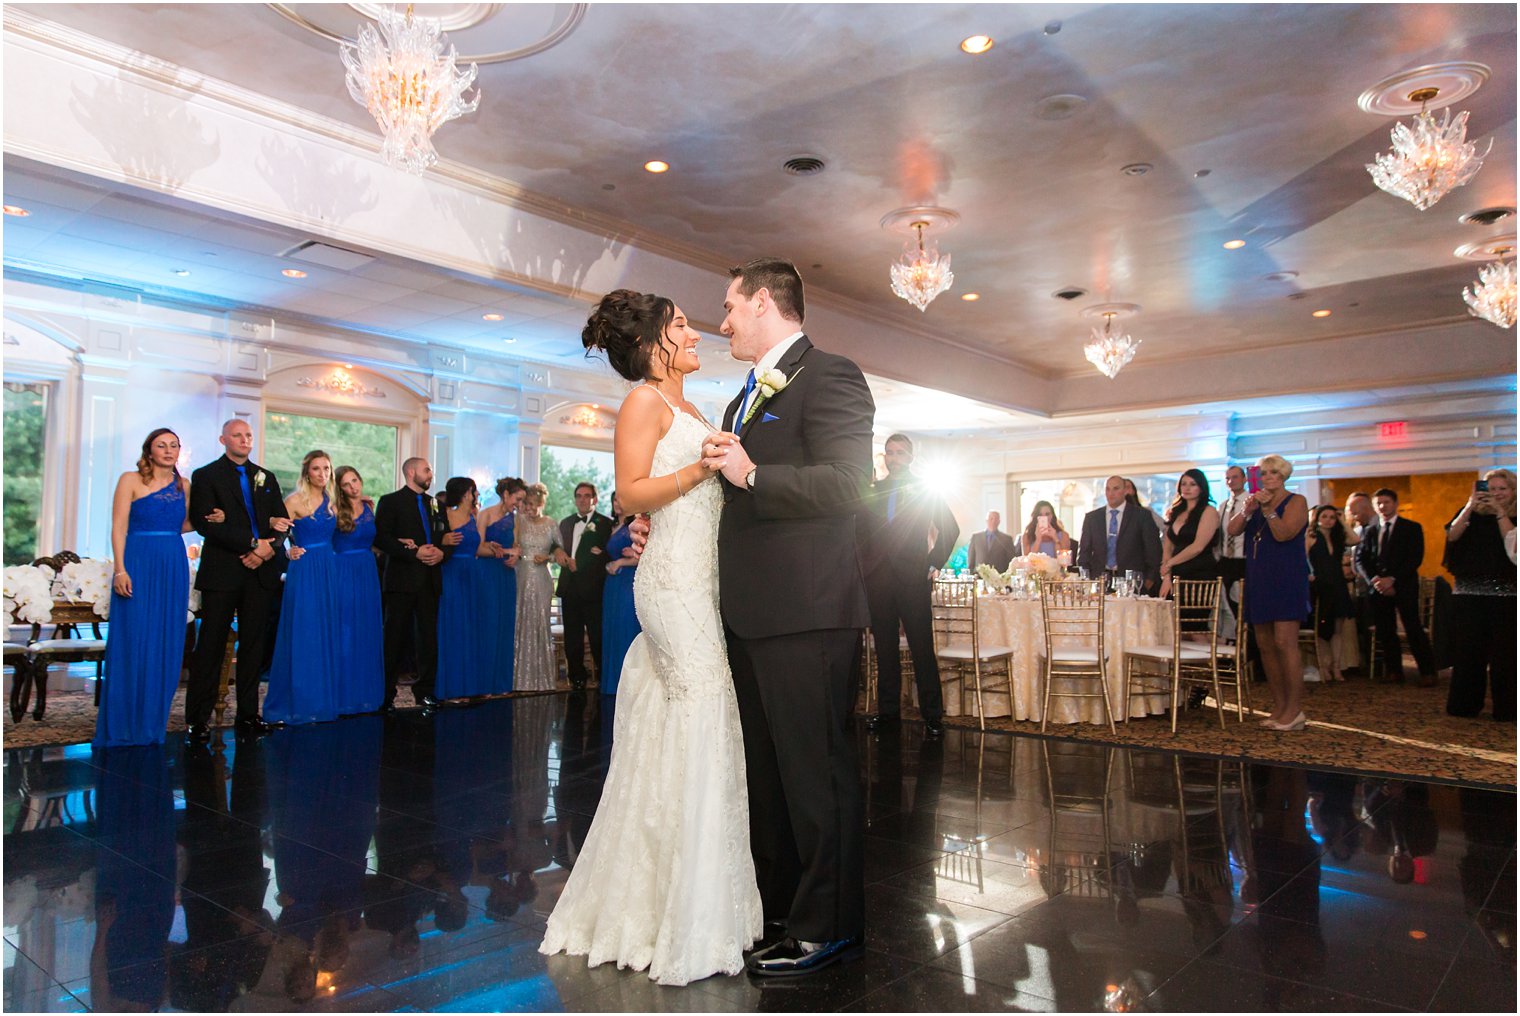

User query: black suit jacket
[189,455,288,591]
[373,486,453,594]
[857,474,960,582]
[718,335,874,639]
[1355,517,1424,588]
[1076,502,1162,592]
[556,511,612,601]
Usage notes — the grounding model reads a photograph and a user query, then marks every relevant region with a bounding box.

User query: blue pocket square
[762,412,780,423]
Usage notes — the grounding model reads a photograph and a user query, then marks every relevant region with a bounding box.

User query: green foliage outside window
[262,411,399,499]
[4,383,47,565]
[539,446,615,522]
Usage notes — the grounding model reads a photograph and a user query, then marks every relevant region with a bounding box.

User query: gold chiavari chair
[1037,579,1114,734]
[1122,578,1224,732]
[931,577,1013,731]
[1211,581,1252,721]
[1042,741,1114,899]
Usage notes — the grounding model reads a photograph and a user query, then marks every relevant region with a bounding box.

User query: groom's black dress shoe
[184,725,211,750]
[744,936,863,977]
[234,717,273,738]
[748,921,788,953]
[864,712,899,734]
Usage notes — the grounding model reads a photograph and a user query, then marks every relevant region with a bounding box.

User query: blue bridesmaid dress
[485,511,517,693]
[332,503,384,714]
[436,518,494,700]
[264,496,340,724]
[96,482,189,747]
[599,522,641,697]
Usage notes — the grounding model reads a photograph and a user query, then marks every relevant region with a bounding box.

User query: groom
[703,257,875,976]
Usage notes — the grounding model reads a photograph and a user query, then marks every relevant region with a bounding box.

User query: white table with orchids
[954,556,1175,724]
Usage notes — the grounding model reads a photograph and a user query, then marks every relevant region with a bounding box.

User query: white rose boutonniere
[743,366,804,425]
[253,470,266,489]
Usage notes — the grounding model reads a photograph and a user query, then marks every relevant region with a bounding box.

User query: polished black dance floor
[4,694,1514,1012]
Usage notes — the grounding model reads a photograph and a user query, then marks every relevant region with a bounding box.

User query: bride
[539,290,762,984]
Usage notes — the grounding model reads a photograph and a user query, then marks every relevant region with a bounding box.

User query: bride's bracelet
[674,469,685,498]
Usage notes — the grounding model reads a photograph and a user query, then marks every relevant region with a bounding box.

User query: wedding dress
[539,387,762,985]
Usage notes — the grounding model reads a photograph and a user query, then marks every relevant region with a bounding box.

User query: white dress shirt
[737,330,805,424]
[1220,491,1248,559]
[570,514,591,557]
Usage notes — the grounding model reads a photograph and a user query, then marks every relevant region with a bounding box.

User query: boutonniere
[253,470,266,489]
[743,366,804,425]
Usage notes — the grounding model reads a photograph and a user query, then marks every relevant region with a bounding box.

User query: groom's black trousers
[727,626,865,943]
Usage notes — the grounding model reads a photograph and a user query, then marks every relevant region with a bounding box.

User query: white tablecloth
[941,595,1175,724]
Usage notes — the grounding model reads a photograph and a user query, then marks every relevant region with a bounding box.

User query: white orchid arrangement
[4,564,56,625]
[742,366,804,425]
[52,559,114,618]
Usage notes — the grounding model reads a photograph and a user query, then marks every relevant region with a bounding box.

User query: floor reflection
[3,694,1513,1012]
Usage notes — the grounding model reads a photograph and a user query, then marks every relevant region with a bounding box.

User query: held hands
[1372,576,1396,595]
[287,545,306,561]
[502,548,521,566]
[417,545,444,566]
[701,432,754,487]
[399,538,418,550]
[628,516,650,558]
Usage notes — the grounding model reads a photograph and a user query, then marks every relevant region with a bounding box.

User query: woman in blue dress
[1225,453,1311,731]
[97,427,200,748]
[332,465,384,714]
[264,450,341,725]
[599,493,641,697]
[436,477,496,700]
[476,476,526,694]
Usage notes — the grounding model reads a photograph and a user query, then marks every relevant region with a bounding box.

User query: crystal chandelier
[341,4,481,175]
[890,222,954,311]
[1367,87,1490,211]
[1463,250,1516,328]
[1084,312,1141,379]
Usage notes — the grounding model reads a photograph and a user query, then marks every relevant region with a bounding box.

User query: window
[262,411,398,497]
[540,445,615,521]
[3,382,49,564]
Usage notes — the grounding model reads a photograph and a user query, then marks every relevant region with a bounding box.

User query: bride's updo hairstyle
[582,289,676,383]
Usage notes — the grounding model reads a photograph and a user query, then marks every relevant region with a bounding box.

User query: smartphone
[1476,479,1490,493]
[1246,466,1262,493]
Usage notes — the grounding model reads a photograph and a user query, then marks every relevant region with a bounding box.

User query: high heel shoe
[1264,712,1307,731]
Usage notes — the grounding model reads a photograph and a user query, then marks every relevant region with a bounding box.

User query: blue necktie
[886,487,898,522]
[737,369,756,425]
[1106,508,1120,569]
[416,492,433,546]
[234,464,259,536]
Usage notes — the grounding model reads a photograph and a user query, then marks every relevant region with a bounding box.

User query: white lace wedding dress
[539,390,763,985]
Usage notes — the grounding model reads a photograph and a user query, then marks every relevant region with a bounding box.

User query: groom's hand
[705,432,755,488]
[628,515,650,558]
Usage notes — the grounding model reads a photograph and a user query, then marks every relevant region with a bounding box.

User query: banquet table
[941,594,1175,725]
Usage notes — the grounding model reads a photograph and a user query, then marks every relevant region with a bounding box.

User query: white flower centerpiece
[3,564,55,625]
[52,559,115,619]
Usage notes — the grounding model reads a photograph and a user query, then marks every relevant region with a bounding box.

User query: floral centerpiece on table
[1013,552,1064,582]
[52,559,115,619]
[976,563,1011,592]
[3,564,56,625]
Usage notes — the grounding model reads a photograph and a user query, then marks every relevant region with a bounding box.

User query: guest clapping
[1307,505,1354,682]
[1159,468,1219,598]
[436,477,496,702]
[264,451,340,725]
[331,466,384,715]
[600,493,641,697]
[96,429,197,747]
[1021,501,1072,558]
[478,477,526,694]
[1226,455,1310,730]
[1443,469,1516,721]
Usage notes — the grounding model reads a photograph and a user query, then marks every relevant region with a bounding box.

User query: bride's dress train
[539,395,762,986]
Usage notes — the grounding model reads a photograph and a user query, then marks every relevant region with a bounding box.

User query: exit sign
[1379,421,1408,439]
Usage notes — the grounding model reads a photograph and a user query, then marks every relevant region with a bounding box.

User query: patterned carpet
[6,670,1514,788]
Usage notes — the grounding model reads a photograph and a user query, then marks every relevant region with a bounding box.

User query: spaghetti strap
[639,383,717,432]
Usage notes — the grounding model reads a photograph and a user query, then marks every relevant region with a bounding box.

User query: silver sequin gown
[514,515,564,692]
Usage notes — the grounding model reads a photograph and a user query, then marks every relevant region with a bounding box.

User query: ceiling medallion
[1462,242,1516,329]
[340,4,480,174]
[881,207,959,312]
[1083,311,1141,380]
[1366,83,1491,211]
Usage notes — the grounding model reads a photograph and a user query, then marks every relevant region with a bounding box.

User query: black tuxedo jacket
[189,455,288,591]
[1076,502,1162,591]
[718,335,874,639]
[373,486,453,594]
[1355,516,1424,587]
[857,474,960,582]
[556,511,612,600]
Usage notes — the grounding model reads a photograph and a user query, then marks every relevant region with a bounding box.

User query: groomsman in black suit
[857,433,959,737]
[187,418,289,745]
[374,457,457,710]
[555,482,612,689]
[1076,475,1163,594]
[1354,488,1438,686]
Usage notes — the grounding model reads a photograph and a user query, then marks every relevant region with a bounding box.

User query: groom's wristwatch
[745,467,757,490]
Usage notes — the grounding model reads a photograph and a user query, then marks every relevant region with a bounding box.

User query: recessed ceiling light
[643,160,669,174]
[3,205,30,217]
[1194,169,1212,179]
[281,268,307,278]
[503,337,517,344]
[960,34,994,55]
[961,292,981,301]
[482,312,503,321]
[1223,239,1246,250]
[174,269,191,277]
[342,363,354,369]
[1312,309,1332,317]
[601,183,616,191]
[1120,163,1152,177]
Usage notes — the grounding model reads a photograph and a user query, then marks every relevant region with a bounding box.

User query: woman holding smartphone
[1443,469,1516,721]
[1021,501,1072,557]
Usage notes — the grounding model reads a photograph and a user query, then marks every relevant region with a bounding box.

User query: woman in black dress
[1159,468,1220,598]
[1307,504,1354,682]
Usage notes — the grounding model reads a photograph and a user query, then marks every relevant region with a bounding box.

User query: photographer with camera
[1443,469,1516,721]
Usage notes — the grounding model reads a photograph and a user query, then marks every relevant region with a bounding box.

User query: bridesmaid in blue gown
[332,466,384,714]
[478,476,526,694]
[264,450,341,725]
[599,494,641,697]
[436,477,495,700]
[96,427,197,748]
